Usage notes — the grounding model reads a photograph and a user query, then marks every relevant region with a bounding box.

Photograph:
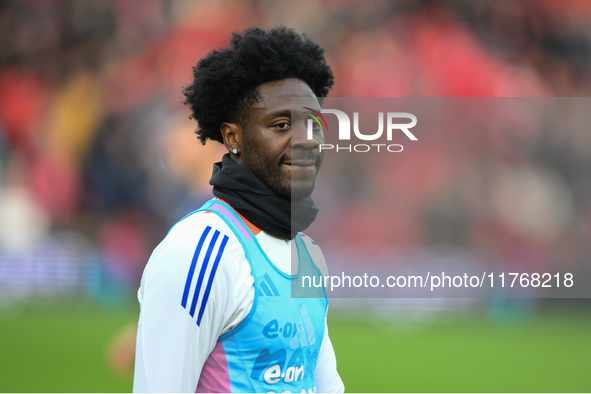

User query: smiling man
[132,27,344,393]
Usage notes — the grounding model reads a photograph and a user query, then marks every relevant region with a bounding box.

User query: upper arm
[133,213,249,392]
[314,317,345,393]
[302,235,344,392]
[300,234,330,277]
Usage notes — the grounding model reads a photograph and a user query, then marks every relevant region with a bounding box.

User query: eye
[306,118,322,132]
[274,121,290,130]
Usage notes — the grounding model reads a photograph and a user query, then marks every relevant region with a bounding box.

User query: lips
[283,152,319,167]
[284,160,316,167]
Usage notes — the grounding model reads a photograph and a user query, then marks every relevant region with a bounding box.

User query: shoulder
[168,209,231,242]
[299,233,329,277]
[140,210,247,308]
[146,211,234,271]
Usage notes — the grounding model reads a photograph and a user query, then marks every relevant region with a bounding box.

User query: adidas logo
[258,272,280,297]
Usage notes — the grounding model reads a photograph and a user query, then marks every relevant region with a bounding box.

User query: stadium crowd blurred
[1,0,590,304]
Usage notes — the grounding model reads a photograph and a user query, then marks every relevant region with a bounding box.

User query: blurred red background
[1,0,590,304]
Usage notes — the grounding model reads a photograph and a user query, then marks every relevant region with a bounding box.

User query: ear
[220,122,244,163]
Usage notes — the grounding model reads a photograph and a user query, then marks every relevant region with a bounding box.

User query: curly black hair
[183,26,334,144]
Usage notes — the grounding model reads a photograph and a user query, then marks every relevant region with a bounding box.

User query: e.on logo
[305,108,418,153]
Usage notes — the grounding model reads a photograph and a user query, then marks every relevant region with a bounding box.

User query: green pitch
[328,307,591,392]
[0,304,589,392]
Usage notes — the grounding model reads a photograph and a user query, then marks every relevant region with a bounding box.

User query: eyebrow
[262,109,292,120]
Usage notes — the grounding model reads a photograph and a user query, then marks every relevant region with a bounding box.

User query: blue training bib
[195,199,328,393]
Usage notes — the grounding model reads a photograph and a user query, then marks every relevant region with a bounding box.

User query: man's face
[236,78,324,201]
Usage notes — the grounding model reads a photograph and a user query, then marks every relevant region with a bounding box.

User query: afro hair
[183,26,334,145]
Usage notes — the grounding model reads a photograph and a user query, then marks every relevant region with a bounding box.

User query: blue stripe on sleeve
[189,230,220,318]
[197,234,229,326]
[181,226,212,309]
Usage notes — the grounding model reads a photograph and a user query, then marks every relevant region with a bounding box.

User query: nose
[291,119,321,150]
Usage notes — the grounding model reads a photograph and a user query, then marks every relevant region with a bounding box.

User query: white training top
[133,209,344,393]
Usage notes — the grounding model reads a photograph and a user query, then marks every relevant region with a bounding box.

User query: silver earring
[232,148,238,154]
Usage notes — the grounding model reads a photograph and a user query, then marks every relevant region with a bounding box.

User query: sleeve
[300,233,329,277]
[301,235,345,392]
[133,213,252,393]
[315,317,345,393]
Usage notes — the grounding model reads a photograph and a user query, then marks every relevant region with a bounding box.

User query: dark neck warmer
[209,154,319,240]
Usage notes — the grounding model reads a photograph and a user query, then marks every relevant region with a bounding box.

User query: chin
[267,177,314,201]
[290,183,315,201]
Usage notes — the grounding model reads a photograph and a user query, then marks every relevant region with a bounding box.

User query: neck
[209,154,318,239]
